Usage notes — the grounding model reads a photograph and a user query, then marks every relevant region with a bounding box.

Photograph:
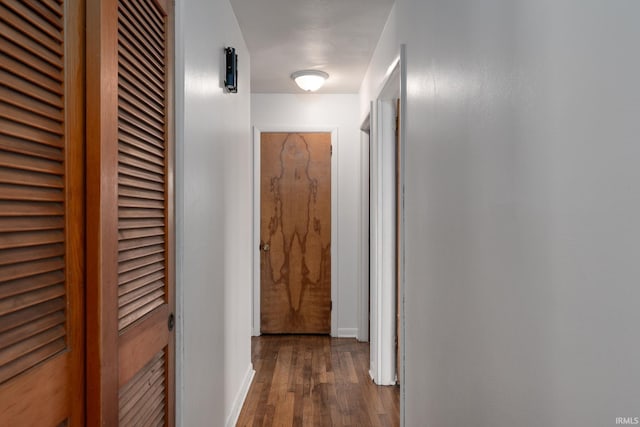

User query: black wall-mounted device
[224,47,238,93]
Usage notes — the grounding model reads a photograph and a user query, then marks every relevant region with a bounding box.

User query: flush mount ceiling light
[291,70,329,92]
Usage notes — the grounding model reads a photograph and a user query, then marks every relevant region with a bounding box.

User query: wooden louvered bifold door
[0,0,85,425]
[86,0,174,425]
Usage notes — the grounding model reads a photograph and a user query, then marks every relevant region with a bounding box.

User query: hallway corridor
[237,336,399,426]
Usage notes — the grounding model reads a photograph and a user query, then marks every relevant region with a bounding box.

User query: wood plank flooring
[237,335,399,427]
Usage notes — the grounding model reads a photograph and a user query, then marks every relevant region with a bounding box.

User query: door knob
[168,313,175,331]
[263,243,270,252]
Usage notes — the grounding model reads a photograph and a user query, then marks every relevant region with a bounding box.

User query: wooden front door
[87,0,175,424]
[0,0,85,424]
[260,132,331,334]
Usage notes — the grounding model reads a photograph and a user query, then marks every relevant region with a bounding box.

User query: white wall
[363,1,640,426]
[175,0,253,426]
[252,94,361,338]
[359,3,398,122]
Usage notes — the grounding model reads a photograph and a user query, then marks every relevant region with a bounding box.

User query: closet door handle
[168,313,175,331]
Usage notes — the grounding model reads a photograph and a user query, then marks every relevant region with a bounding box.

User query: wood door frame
[252,127,338,337]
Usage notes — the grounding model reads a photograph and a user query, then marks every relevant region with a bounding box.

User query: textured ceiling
[230,0,394,93]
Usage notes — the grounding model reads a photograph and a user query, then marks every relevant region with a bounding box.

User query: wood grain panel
[260,133,332,334]
[118,305,169,387]
[0,0,84,424]
[0,352,69,426]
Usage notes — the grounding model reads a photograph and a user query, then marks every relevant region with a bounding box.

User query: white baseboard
[225,364,256,427]
[338,328,358,338]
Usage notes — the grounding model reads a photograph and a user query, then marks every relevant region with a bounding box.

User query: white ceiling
[230,0,394,93]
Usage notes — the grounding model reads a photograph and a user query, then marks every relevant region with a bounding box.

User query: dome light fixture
[291,70,329,92]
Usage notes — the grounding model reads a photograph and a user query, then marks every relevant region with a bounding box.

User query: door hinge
[330,145,333,156]
[330,301,333,311]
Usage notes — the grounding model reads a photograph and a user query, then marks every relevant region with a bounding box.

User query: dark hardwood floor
[237,335,400,426]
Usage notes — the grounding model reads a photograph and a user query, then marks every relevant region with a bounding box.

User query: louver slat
[0,69,62,107]
[0,284,65,317]
[0,338,65,384]
[19,1,63,29]
[0,200,63,217]
[118,78,165,118]
[0,53,63,96]
[119,174,164,192]
[0,85,62,122]
[1,0,64,43]
[0,216,64,232]
[0,101,63,135]
[0,132,64,159]
[117,0,166,332]
[119,93,165,135]
[118,271,164,297]
[119,218,164,230]
[0,20,62,69]
[0,310,65,350]
[0,259,65,287]
[0,168,63,188]
[0,298,64,335]
[0,150,63,174]
[111,0,172,424]
[119,142,164,168]
[119,350,166,426]
[117,6,163,62]
[117,21,164,81]
[0,0,67,386]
